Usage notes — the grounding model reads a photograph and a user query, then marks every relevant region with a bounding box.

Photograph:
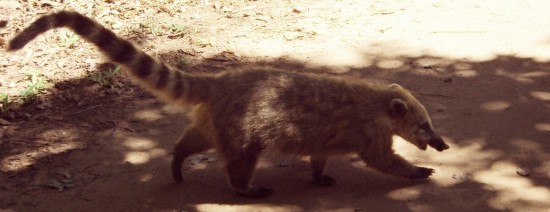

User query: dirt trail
[1,0,550,211]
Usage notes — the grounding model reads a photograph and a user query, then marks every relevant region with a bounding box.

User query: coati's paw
[171,162,183,182]
[313,175,336,186]
[237,186,273,198]
[409,167,434,179]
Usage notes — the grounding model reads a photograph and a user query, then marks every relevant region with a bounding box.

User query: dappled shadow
[1,49,550,211]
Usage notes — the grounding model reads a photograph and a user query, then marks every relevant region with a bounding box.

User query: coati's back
[205,70,397,154]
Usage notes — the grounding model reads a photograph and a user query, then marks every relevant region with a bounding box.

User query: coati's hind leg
[172,126,212,182]
[223,142,272,198]
[311,155,336,186]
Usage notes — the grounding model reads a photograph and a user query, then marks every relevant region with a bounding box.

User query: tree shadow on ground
[1,51,549,211]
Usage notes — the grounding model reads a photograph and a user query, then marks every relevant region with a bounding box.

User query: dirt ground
[1,0,550,211]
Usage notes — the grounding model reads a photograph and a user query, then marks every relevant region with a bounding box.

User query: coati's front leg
[359,148,433,179]
[172,126,212,182]
[310,155,336,186]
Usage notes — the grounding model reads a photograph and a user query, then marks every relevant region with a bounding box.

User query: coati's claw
[237,186,273,198]
[313,175,336,186]
[410,167,434,179]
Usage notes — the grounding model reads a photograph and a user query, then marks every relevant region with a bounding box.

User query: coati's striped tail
[9,11,210,105]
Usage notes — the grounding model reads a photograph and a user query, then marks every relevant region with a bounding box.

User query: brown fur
[9,11,449,198]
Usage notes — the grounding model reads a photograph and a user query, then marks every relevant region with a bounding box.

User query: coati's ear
[390,98,408,117]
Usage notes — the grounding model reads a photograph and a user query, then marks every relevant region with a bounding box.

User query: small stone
[516,167,530,177]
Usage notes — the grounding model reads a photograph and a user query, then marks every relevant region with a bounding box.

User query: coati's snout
[418,132,449,152]
[417,124,449,151]
[426,134,449,152]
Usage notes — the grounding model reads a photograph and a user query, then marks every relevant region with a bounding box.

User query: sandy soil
[1,0,550,211]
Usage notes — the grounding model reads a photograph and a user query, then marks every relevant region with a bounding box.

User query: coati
[9,11,450,198]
